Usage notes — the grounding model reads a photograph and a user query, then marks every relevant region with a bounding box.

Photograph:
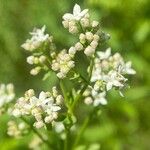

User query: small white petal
[106,82,113,91]
[80,9,88,17]
[63,13,74,20]
[51,105,61,112]
[73,4,81,16]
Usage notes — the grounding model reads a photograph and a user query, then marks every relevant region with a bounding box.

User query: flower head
[51,50,75,78]
[13,87,63,129]
[21,25,50,51]
[91,47,136,94]
[63,4,88,21]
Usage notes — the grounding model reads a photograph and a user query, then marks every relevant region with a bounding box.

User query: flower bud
[51,63,60,71]
[57,72,66,79]
[56,95,63,105]
[12,109,21,117]
[25,89,35,97]
[90,41,98,49]
[69,26,78,34]
[75,42,83,51]
[92,21,99,28]
[62,20,69,28]
[84,46,95,56]
[79,33,86,43]
[34,121,44,128]
[27,56,35,65]
[80,18,90,28]
[45,116,53,123]
[85,32,93,42]
[84,97,93,105]
[69,47,76,56]
[33,57,39,64]
[52,87,58,98]
[30,67,41,76]
[39,55,46,63]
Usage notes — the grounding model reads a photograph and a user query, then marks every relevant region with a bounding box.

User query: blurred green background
[0,0,150,149]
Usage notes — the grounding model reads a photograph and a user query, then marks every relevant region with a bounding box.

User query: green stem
[64,128,70,150]
[71,57,94,113]
[60,80,69,107]
[72,108,97,149]
[71,84,88,112]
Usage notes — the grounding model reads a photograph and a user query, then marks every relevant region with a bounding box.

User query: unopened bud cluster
[7,121,28,138]
[27,55,47,76]
[13,87,63,129]
[51,50,75,78]
[0,83,15,115]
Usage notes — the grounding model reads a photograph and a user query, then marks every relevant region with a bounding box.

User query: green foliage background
[0,0,150,149]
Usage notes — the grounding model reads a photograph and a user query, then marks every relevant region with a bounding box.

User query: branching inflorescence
[0,4,136,150]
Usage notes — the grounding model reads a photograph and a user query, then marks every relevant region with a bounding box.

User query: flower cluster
[84,48,136,105]
[13,87,63,128]
[0,83,15,115]
[22,26,55,76]
[91,47,136,88]
[51,50,75,78]
[84,86,107,106]
[63,4,109,57]
[21,25,51,52]
[27,55,48,76]
[62,4,89,34]
[7,120,28,138]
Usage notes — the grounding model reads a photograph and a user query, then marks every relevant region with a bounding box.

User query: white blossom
[63,4,88,21]
[21,25,50,51]
[91,47,136,94]
[13,88,63,128]
[97,47,111,60]
[84,87,107,106]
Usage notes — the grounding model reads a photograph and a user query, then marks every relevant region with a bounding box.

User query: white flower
[13,88,63,128]
[21,25,50,51]
[63,4,88,21]
[93,91,107,106]
[103,71,126,91]
[97,47,111,60]
[119,61,136,75]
